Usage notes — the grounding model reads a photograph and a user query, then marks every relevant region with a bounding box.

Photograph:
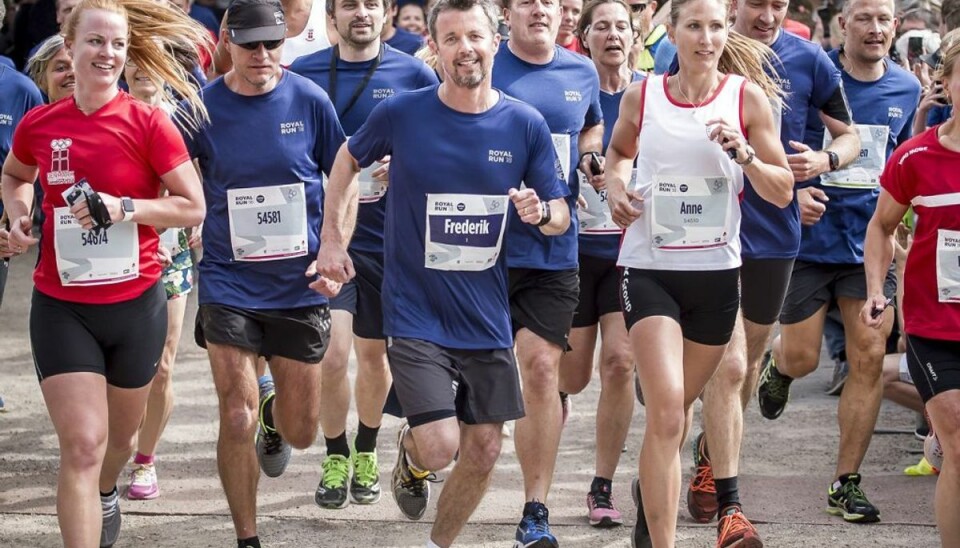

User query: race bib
[159,228,185,257]
[650,175,731,250]
[579,169,637,234]
[936,229,960,303]
[54,207,139,285]
[820,125,889,189]
[552,133,572,183]
[424,194,508,272]
[227,183,308,262]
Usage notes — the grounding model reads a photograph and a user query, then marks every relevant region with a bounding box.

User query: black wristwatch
[536,201,552,227]
[826,150,840,172]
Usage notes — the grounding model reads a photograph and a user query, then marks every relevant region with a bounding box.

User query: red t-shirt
[11,92,190,304]
[560,38,585,55]
[881,126,960,341]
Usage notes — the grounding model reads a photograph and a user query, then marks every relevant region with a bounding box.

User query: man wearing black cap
[181,1,346,546]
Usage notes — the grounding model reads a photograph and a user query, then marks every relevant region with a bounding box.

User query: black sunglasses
[629,2,647,12]
[237,39,285,51]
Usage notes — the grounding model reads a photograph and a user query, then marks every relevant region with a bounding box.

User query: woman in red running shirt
[862,40,960,548]
[0,0,209,545]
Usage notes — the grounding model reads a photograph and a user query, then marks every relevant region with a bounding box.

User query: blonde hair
[669,0,783,100]
[62,0,213,130]
[26,35,67,94]
[415,43,442,80]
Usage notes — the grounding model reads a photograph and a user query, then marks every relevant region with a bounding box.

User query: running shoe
[687,432,718,523]
[904,456,938,476]
[631,479,652,548]
[826,474,880,523]
[126,462,160,500]
[634,369,645,406]
[513,501,558,548]
[100,488,121,548]
[391,424,436,520]
[824,358,848,396]
[560,392,572,427]
[255,378,290,478]
[757,351,792,420]
[351,449,382,505]
[315,454,351,509]
[587,482,623,527]
[716,508,763,548]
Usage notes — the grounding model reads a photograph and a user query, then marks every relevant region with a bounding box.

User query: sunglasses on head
[237,39,284,51]
[629,2,647,13]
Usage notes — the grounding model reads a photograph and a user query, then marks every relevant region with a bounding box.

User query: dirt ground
[0,249,941,547]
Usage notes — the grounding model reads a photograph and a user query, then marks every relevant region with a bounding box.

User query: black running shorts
[386,337,525,427]
[327,249,385,340]
[573,253,622,328]
[30,282,167,389]
[509,267,579,350]
[620,267,740,346]
[195,304,331,364]
[905,334,960,403]
[739,257,794,325]
[779,261,896,325]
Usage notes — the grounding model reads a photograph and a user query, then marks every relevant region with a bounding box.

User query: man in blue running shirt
[315,0,571,545]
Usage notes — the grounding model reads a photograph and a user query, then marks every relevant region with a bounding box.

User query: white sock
[426,539,442,548]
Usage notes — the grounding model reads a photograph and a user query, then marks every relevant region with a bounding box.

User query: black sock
[590,476,612,493]
[715,476,740,517]
[838,473,859,485]
[261,396,275,430]
[523,500,548,516]
[355,421,380,453]
[237,536,261,548]
[325,432,350,458]
[99,487,117,498]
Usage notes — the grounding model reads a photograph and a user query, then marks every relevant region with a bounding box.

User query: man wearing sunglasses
[182,1,347,546]
[626,0,665,71]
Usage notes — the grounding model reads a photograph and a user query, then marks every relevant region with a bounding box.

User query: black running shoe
[757,351,792,420]
[826,474,880,523]
[631,479,652,548]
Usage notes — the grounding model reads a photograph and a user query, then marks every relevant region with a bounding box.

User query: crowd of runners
[0,0,958,545]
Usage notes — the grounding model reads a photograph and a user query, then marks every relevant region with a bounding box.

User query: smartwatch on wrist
[826,150,840,172]
[536,201,552,227]
[121,197,135,222]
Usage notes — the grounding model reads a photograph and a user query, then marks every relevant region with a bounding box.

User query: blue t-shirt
[927,104,952,126]
[386,28,425,56]
[190,3,221,34]
[0,66,43,217]
[739,30,843,259]
[0,56,15,70]
[799,52,921,264]
[289,44,438,254]
[580,71,645,260]
[493,43,603,270]
[653,37,675,75]
[347,86,568,349]
[182,71,346,309]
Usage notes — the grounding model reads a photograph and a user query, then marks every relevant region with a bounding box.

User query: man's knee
[519,350,561,395]
[460,428,503,475]
[599,352,634,385]
[713,349,748,391]
[412,423,460,471]
[782,341,821,374]
[281,419,319,449]
[219,400,258,445]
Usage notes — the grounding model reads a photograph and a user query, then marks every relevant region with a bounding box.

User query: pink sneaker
[127,463,160,500]
[587,483,623,527]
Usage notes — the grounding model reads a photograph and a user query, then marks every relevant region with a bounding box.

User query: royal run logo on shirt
[0,113,12,126]
[280,120,305,135]
[564,90,583,102]
[888,106,904,119]
[488,149,513,164]
[373,88,395,100]
[47,138,75,186]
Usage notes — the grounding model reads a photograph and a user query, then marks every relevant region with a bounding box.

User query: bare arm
[311,142,361,295]
[861,190,909,328]
[577,122,605,188]
[604,81,645,228]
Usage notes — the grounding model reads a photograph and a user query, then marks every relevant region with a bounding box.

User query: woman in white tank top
[602,0,792,545]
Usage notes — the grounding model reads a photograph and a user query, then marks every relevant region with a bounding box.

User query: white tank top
[280,0,331,66]
[617,73,747,271]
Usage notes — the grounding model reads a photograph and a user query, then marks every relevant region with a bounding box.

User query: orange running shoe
[716,508,763,548]
[687,432,718,523]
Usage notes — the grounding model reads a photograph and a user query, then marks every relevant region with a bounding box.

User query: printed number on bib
[820,125,889,189]
[936,229,960,303]
[425,194,508,271]
[54,207,139,285]
[227,183,308,262]
[650,175,731,250]
[579,169,637,234]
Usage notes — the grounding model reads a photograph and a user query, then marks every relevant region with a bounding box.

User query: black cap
[226,0,286,44]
